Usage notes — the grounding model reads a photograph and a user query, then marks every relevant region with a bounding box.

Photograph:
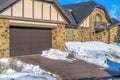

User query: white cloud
[75,0,94,3]
[109,5,119,19]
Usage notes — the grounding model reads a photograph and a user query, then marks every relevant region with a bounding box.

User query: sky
[58,0,120,21]
[0,0,119,20]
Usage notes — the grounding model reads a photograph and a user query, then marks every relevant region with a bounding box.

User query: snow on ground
[0,58,57,80]
[65,41,109,67]
[65,41,120,68]
[41,41,120,69]
[42,49,74,62]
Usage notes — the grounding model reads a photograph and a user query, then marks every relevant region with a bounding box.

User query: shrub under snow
[0,58,57,80]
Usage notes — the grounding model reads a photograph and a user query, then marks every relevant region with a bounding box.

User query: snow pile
[65,42,108,67]
[41,41,120,68]
[42,49,73,62]
[65,41,110,53]
[0,58,57,80]
[109,43,120,57]
[65,41,120,67]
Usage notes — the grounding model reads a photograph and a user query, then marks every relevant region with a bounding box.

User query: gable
[79,16,90,27]
[78,7,111,29]
[0,0,67,23]
[90,7,111,25]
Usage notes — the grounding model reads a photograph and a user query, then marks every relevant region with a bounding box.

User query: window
[68,29,72,40]
[94,14,102,27]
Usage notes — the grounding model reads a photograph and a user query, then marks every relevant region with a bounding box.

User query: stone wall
[110,26,119,43]
[0,18,9,58]
[52,24,66,51]
[51,7,119,50]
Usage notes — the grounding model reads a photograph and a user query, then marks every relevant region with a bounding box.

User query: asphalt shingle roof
[62,1,112,27]
[63,1,96,26]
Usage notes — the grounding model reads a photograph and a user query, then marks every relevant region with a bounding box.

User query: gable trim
[0,15,67,24]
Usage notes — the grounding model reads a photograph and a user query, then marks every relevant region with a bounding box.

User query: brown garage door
[10,26,51,57]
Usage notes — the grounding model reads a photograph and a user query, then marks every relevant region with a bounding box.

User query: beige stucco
[34,1,42,19]
[43,2,50,20]
[80,16,90,27]
[13,0,22,17]
[58,14,65,22]
[1,8,11,16]
[0,0,66,23]
[24,0,33,18]
[51,5,58,21]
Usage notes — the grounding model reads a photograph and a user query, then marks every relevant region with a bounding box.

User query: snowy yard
[0,58,57,80]
[1,41,120,80]
[42,41,120,72]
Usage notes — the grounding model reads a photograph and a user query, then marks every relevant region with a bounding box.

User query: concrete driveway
[16,54,120,80]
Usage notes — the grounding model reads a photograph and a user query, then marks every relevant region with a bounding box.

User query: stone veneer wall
[0,18,9,58]
[51,8,119,50]
[52,24,66,51]
[110,26,119,43]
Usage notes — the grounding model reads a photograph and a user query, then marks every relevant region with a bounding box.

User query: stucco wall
[1,0,66,23]
[0,18,9,58]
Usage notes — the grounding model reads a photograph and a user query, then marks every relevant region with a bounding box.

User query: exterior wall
[0,0,66,23]
[87,7,110,43]
[0,18,9,58]
[80,16,90,28]
[52,7,119,50]
[89,7,109,29]
[52,24,66,51]
[110,26,119,43]
[95,30,109,43]
[9,20,57,28]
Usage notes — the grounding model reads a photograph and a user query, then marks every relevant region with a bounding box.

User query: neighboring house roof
[62,1,112,27]
[108,23,120,29]
[111,18,120,24]
[108,18,120,28]
[0,0,72,23]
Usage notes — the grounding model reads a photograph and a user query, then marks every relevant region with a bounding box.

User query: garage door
[10,26,51,57]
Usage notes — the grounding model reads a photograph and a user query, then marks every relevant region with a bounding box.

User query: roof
[111,18,120,24]
[107,18,120,29]
[0,0,72,24]
[62,1,112,27]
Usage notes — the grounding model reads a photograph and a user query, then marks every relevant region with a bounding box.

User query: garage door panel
[10,27,51,57]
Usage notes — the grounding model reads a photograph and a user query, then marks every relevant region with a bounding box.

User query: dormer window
[94,14,107,32]
[94,14,102,27]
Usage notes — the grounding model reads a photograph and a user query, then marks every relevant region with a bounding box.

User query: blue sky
[58,0,120,20]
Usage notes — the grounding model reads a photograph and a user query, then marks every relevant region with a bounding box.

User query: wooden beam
[22,0,24,18]
[0,15,67,24]
[32,0,34,19]
[10,22,57,28]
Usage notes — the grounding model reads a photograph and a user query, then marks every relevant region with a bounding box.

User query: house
[0,0,71,57]
[52,1,120,50]
[110,18,120,43]
[0,0,119,58]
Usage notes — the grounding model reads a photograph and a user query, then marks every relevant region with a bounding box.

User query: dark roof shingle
[62,1,111,27]
[63,1,96,26]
